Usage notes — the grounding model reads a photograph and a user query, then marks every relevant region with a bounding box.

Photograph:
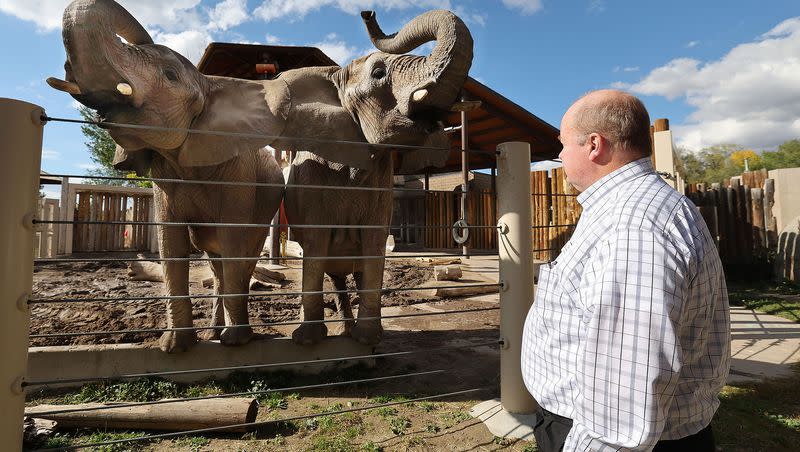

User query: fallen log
[253,266,286,284]
[435,284,499,298]
[126,260,163,282]
[434,265,462,281]
[25,398,258,433]
[416,257,462,266]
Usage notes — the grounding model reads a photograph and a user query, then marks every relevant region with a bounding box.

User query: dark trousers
[533,408,715,452]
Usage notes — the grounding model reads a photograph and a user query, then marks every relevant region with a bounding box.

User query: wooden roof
[197,43,561,174]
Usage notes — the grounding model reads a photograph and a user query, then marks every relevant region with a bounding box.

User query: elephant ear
[177,77,290,167]
[113,145,153,177]
[394,131,451,174]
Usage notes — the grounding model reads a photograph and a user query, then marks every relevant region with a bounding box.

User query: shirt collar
[576,157,655,209]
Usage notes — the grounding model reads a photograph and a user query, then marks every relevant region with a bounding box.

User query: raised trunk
[361,9,472,110]
[61,0,152,109]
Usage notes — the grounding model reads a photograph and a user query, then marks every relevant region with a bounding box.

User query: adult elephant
[48,0,473,349]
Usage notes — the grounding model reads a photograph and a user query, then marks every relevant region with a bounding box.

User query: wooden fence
[71,186,155,253]
[531,168,582,261]
[685,169,777,265]
[35,198,60,258]
[423,189,496,250]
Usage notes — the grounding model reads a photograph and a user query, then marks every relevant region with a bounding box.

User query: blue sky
[1,0,798,197]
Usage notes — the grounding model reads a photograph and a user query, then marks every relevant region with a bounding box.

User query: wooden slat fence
[423,190,496,250]
[72,187,155,253]
[685,169,777,265]
[531,168,582,261]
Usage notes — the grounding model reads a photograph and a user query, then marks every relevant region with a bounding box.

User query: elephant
[47,0,474,349]
[285,10,474,345]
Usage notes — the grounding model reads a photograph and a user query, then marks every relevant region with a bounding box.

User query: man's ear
[587,132,607,163]
[177,77,289,167]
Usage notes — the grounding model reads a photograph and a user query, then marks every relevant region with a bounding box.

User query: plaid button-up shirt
[521,157,730,451]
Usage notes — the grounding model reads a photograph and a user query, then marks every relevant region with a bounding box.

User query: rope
[28,283,503,304]
[23,340,500,387]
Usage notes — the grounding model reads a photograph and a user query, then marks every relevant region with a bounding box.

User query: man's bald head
[568,89,651,156]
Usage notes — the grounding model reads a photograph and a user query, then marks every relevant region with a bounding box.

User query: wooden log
[416,257,462,266]
[127,260,164,282]
[436,284,499,298]
[752,188,765,255]
[25,398,258,433]
[764,178,777,249]
[434,265,463,281]
[253,266,286,284]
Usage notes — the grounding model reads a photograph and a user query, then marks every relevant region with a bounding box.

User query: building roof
[196,43,561,174]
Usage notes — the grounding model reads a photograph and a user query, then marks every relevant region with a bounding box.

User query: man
[521,90,730,451]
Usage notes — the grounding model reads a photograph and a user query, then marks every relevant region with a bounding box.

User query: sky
[1,0,799,197]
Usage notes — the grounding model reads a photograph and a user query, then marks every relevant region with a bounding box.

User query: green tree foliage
[762,139,800,170]
[79,106,151,187]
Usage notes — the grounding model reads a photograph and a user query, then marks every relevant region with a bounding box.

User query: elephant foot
[330,318,354,337]
[292,323,328,345]
[159,329,197,353]
[220,325,253,346]
[351,320,382,345]
[199,327,221,341]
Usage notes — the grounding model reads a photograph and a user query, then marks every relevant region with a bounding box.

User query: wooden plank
[764,178,777,249]
[752,188,765,257]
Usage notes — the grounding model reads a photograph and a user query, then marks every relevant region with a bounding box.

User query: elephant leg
[292,231,330,345]
[329,273,354,336]
[219,258,256,346]
[199,255,224,341]
[352,233,385,345]
[158,225,197,353]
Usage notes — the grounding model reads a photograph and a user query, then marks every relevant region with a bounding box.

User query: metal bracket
[497,222,509,235]
[500,280,509,292]
[31,108,46,126]
[499,337,510,350]
[23,212,36,231]
[452,219,470,245]
[11,377,25,395]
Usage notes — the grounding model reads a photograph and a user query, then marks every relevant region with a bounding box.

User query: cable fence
[2,101,541,450]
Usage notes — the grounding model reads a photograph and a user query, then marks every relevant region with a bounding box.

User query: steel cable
[24,369,447,416]
[23,340,500,387]
[29,307,500,339]
[28,283,503,304]
[34,252,499,264]
[33,387,492,451]
[33,219,501,230]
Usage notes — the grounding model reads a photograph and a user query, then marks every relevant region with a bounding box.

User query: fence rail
[2,99,540,450]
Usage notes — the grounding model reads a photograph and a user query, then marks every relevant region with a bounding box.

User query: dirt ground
[28,254,522,451]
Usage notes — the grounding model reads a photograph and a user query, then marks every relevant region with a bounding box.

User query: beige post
[0,98,44,450]
[496,141,536,413]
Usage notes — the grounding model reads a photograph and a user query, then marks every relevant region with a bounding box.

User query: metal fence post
[0,98,45,450]
[496,141,537,414]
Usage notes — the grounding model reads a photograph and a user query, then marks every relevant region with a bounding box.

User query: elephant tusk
[117,83,133,96]
[412,89,428,102]
[46,77,82,95]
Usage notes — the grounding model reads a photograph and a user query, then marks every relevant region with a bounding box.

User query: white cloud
[207,0,249,31]
[42,149,60,160]
[265,33,281,44]
[686,40,699,48]
[620,16,800,150]
[313,33,360,65]
[587,0,605,14]
[253,0,453,22]
[76,162,101,170]
[623,66,639,72]
[502,0,543,15]
[0,0,69,32]
[152,29,213,64]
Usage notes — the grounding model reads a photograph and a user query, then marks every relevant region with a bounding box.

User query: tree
[730,149,764,172]
[675,146,705,183]
[762,139,800,170]
[79,106,150,187]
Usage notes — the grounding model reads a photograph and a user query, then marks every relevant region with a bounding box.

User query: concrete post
[496,141,536,414]
[0,98,45,450]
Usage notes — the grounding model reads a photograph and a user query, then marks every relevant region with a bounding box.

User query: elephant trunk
[58,0,153,109]
[361,9,473,111]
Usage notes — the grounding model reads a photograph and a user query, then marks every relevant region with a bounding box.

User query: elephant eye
[164,68,179,82]
[371,66,387,79]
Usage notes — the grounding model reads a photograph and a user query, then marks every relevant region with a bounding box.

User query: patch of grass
[389,416,411,435]
[440,409,471,429]
[418,401,437,412]
[406,435,426,447]
[375,407,398,418]
[728,280,800,323]
[492,436,513,447]
[172,435,210,451]
[369,394,409,404]
[311,435,355,452]
[74,430,150,452]
[37,433,72,449]
[61,378,180,404]
[522,444,539,452]
[425,422,440,433]
[713,372,800,451]
[361,441,384,452]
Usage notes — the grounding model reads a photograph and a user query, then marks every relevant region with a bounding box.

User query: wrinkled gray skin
[49,0,473,348]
